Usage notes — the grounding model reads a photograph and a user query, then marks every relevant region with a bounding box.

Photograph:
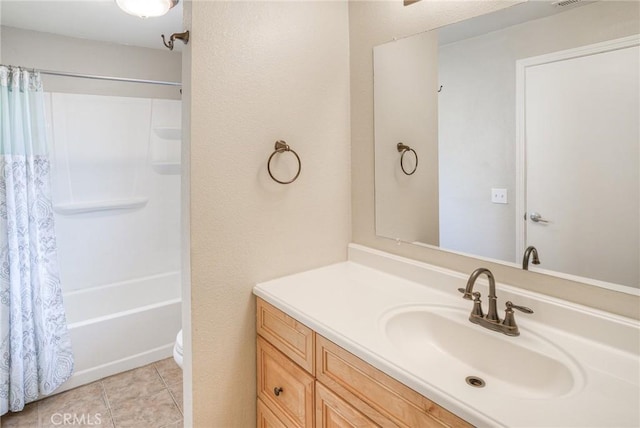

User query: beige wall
[349,0,639,319]
[187,1,351,426]
[1,26,181,99]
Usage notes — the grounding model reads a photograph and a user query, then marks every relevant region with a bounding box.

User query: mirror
[374,1,639,292]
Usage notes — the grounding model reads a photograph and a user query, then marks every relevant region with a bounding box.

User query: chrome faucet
[458,267,533,336]
[522,246,540,270]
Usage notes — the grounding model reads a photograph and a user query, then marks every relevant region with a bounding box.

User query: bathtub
[57,271,182,392]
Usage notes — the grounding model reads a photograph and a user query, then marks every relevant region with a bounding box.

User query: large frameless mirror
[374,0,639,293]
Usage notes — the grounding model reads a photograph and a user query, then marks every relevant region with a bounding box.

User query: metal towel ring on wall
[268,140,301,184]
[397,142,418,175]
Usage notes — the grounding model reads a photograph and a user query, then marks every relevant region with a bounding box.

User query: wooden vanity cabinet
[315,382,378,428]
[257,298,315,427]
[257,298,315,373]
[256,298,472,428]
[257,337,315,427]
[258,398,288,428]
[315,336,471,428]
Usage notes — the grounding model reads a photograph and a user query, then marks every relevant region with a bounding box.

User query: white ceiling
[438,1,592,46]
[1,0,184,51]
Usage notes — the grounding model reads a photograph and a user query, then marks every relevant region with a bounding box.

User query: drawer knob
[273,387,283,396]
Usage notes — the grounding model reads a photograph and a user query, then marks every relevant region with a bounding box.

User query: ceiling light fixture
[115,0,179,18]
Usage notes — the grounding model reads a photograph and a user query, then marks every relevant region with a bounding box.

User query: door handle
[529,212,549,223]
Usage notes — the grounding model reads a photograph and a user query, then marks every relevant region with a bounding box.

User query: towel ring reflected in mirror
[268,140,301,184]
[397,142,418,175]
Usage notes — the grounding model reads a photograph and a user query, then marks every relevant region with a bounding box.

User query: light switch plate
[491,188,508,204]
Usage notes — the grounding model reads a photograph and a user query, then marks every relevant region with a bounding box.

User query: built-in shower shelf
[53,197,149,215]
[153,127,181,140]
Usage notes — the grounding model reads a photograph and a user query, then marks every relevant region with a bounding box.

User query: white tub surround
[40,92,182,394]
[253,244,640,427]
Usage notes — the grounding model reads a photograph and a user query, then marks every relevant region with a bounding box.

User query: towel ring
[268,140,301,184]
[397,142,418,175]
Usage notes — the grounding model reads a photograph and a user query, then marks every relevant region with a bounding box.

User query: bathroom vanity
[256,298,469,427]
[254,245,640,427]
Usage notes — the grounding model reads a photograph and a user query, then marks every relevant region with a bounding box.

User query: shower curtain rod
[38,69,182,87]
[1,65,181,87]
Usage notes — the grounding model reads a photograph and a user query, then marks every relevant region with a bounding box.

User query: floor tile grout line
[169,388,184,417]
[99,381,118,428]
[154,362,172,391]
[108,407,117,428]
[100,381,112,410]
[154,362,184,417]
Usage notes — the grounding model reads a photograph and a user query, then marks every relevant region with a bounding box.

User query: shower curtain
[0,66,73,415]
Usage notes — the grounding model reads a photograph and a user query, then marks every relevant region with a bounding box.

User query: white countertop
[254,244,640,427]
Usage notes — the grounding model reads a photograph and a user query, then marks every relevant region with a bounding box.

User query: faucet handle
[502,301,533,334]
[506,301,534,314]
[471,292,484,317]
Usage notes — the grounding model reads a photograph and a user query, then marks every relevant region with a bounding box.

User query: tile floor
[1,358,183,428]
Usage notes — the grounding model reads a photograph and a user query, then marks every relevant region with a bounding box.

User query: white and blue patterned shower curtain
[0,66,74,415]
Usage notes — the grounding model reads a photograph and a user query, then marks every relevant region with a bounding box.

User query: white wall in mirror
[374,0,640,292]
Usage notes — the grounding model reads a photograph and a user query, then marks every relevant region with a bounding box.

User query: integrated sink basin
[380,305,585,399]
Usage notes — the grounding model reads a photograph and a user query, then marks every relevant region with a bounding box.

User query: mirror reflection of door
[519,38,639,288]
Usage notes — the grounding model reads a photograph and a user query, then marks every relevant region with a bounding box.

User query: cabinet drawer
[257,298,315,374]
[258,398,288,428]
[258,336,315,427]
[316,335,472,428]
[316,382,379,428]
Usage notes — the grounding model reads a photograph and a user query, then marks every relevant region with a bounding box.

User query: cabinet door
[316,335,472,428]
[316,382,379,428]
[258,398,288,428]
[257,336,315,427]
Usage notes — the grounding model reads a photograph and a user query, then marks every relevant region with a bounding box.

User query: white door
[521,39,639,288]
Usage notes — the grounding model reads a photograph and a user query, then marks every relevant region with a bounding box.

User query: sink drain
[465,376,486,388]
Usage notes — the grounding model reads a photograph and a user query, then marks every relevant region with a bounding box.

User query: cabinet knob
[274,386,283,396]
